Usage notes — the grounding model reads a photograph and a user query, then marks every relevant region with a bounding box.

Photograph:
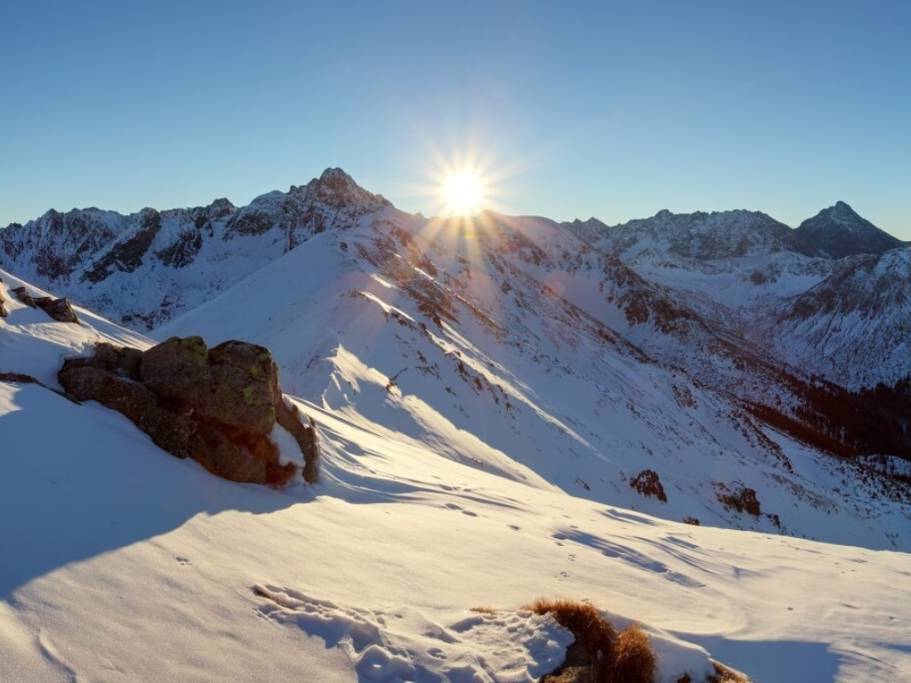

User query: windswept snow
[1,375,909,681]
[1,285,909,681]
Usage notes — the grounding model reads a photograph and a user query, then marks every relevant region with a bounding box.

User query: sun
[440,170,487,216]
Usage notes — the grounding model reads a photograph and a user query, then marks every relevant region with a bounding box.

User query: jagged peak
[281,167,390,211]
[318,166,355,184]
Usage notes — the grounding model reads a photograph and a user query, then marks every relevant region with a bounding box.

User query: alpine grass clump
[528,598,656,683]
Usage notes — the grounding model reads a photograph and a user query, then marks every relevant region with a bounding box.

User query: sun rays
[440,170,486,217]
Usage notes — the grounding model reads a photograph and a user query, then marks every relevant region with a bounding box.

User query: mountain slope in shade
[769,247,911,389]
[568,209,799,260]
[2,269,911,682]
[795,201,906,259]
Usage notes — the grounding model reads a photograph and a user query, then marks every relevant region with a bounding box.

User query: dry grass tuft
[609,624,656,683]
[470,606,497,615]
[528,599,656,683]
[528,598,616,662]
[707,662,749,683]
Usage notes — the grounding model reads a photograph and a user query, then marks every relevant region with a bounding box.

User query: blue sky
[1,0,909,236]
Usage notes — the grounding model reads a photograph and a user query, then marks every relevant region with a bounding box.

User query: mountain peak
[284,167,390,211]
[318,166,354,183]
[795,202,903,258]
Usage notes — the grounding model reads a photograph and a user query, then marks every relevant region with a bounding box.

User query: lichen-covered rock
[142,337,278,435]
[58,337,317,487]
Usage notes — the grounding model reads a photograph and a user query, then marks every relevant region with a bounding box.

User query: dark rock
[8,286,78,323]
[630,469,667,502]
[682,516,701,526]
[59,365,196,458]
[156,230,203,268]
[12,287,35,307]
[82,208,161,283]
[0,372,41,385]
[716,483,761,516]
[0,290,7,318]
[62,342,142,380]
[33,296,79,323]
[795,201,905,259]
[58,337,318,487]
[190,420,294,485]
[142,337,278,435]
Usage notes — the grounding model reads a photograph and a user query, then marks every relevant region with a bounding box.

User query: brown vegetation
[528,599,656,683]
[707,662,749,683]
[630,469,668,503]
[715,483,761,516]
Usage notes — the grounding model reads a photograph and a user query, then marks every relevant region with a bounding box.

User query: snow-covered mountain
[2,170,910,681]
[2,171,909,529]
[794,200,907,259]
[3,257,911,682]
[0,169,390,329]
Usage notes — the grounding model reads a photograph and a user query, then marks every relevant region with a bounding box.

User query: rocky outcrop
[0,289,7,318]
[59,337,320,486]
[715,483,761,516]
[630,469,667,502]
[12,286,35,307]
[794,201,905,259]
[34,296,79,323]
[10,286,79,322]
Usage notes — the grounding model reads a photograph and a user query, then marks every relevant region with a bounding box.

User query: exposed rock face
[795,201,905,258]
[58,337,320,486]
[10,286,79,323]
[0,289,7,318]
[716,483,761,516]
[34,296,79,323]
[630,469,667,502]
[12,286,35,307]
[141,337,279,435]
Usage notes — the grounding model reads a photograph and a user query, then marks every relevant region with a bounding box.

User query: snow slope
[2,302,910,681]
[154,209,911,551]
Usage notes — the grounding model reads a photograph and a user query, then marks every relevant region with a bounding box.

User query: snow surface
[155,215,911,551]
[2,370,910,681]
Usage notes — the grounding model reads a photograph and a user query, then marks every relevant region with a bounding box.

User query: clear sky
[1,1,909,236]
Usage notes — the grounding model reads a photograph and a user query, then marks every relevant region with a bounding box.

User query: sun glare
[440,170,487,216]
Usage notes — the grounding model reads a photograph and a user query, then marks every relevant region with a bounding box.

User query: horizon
[2,1,909,237]
[2,165,900,237]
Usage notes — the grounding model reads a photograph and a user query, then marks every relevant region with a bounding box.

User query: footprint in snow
[251,584,571,681]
